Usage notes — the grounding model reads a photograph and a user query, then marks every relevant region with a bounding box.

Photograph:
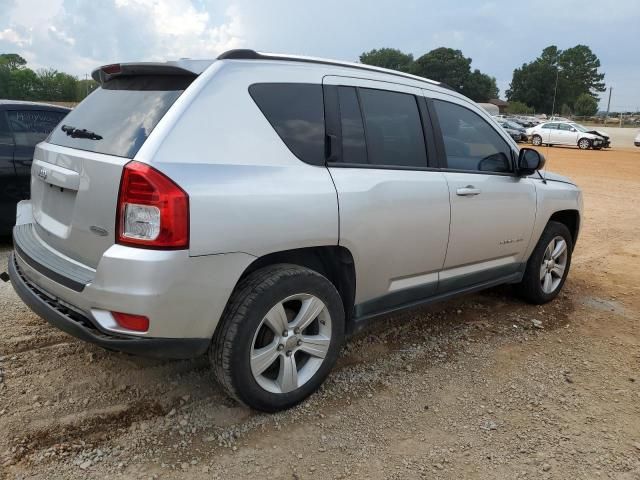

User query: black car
[0,100,70,234]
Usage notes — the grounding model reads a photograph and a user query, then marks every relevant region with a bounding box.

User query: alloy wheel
[250,294,332,394]
[539,236,568,294]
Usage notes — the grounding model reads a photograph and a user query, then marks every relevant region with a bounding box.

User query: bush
[574,93,599,117]
[506,101,533,114]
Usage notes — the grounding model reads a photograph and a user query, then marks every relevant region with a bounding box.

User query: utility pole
[604,86,612,125]
[551,66,560,117]
[85,73,89,98]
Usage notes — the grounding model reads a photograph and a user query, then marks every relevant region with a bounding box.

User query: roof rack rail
[217,49,448,89]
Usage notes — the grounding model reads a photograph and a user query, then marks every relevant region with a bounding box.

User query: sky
[0,0,638,110]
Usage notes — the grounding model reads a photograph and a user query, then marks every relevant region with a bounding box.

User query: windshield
[48,75,194,158]
[569,123,589,133]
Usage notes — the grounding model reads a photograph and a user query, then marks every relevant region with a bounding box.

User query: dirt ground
[1,142,639,480]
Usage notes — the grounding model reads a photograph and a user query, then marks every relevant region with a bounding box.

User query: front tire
[578,138,591,150]
[210,264,345,412]
[515,221,573,304]
[531,134,542,146]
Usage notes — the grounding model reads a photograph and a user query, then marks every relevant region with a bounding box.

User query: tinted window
[249,83,325,165]
[8,110,67,147]
[0,112,12,145]
[337,86,367,164]
[358,88,427,168]
[558,123,573,131]
[433,99,512,173]
[541,123,558,130]
[48,75,193,158]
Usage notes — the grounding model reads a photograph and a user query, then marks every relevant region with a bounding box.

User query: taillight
[116,161,189,249]
[112,312,149,332]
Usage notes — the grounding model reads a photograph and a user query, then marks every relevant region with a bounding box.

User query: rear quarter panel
[136,61,339,257]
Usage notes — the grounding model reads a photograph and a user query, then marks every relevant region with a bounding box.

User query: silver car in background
[6,50,583,411]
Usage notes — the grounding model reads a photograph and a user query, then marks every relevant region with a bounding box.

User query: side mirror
[570,127,577,132]
[518,148,546,175]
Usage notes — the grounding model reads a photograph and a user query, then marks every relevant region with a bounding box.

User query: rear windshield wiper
[61,125,103,140]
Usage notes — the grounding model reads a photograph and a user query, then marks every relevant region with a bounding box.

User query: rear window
[48,75,193,158]
[249,83,325,166]
[8,109,68,147]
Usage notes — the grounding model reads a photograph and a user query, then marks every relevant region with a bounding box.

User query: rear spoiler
[91,60,213,85]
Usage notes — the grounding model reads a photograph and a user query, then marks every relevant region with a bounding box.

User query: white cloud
[0,0,638,108]
[0,0,244,74]
[0,27,31,47]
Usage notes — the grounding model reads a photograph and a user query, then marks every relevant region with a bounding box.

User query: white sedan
[526,121,604,150]
[635,131,640,147]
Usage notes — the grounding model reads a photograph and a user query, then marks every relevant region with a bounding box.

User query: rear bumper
[8,252,209,358]
[10,217,256,350]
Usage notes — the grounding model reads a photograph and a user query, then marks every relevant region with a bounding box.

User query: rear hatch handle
[32,159,80,191]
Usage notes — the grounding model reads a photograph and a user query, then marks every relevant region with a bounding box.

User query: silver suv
[6,50,583,412]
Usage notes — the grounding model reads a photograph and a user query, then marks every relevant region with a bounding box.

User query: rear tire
[210,264,345,412]
[515,221,573,305]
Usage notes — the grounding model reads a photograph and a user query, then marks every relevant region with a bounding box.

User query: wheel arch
[577,137,592,148]
[548,209,580,247]
[237,246,357,327]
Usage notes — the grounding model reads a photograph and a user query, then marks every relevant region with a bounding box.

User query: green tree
[7,68,38,100]
[557,45,606,108]
[507,45,605,114]
[506,101,533,114]
[507,46,559,114]
[76,78,98,100]
[412,47,471,91]
[0,53,27,70]
[461,69,499,102]
[573,93,598,116]
[359,48,414,73]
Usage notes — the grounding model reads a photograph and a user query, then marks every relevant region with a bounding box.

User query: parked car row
[496,119,528,142]
[0,100,71,235]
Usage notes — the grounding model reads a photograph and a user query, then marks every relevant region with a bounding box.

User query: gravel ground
[1,144,639,479]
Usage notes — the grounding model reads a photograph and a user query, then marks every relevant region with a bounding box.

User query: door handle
[456,185,481,196]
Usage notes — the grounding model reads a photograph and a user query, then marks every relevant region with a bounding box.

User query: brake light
[116,161,189,249]
[101,64,121,75]
[112,312,149,332]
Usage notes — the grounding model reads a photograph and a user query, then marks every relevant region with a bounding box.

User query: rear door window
[249,83,325,166]
[0,112,13,145]
[8,110,67,147]
[48,75,193,158]
[358,88,427,168]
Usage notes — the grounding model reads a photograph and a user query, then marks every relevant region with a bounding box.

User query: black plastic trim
[8,253,209,359]
[327,162,441,172]
[417,96,439,169]
[354,281,438,319]
[437,263,523,293]
[349,265,524,335]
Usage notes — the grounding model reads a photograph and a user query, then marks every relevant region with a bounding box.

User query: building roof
[488,98,509,107]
